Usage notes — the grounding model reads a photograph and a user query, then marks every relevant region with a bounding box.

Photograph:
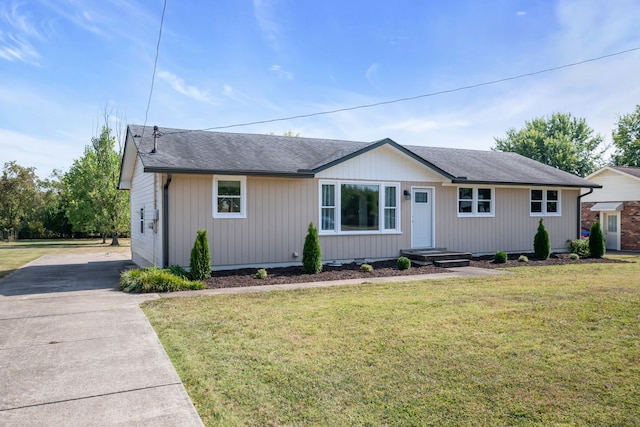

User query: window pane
[385,186,396,208]
[218,180,241,196]
[477,201,491,213]
[459,188,473,199]
[384,208,396,229]
[547,201,558,213]
[478,188,491,200]
[547,190,558,201]
[321,208,335,230]
[531,201,542,213]
[459,200,472,213]
[531,189,543,201]
[415,192,428,203]
[607,215,617,232]
[218,197,241,213]
[322,184,335,207]
[341,184,379,231]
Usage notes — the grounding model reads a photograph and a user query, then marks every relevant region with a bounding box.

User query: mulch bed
[204,253,627,289]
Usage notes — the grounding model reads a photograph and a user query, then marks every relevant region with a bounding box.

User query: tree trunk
[102,233,107,244]
[110,233,120,246]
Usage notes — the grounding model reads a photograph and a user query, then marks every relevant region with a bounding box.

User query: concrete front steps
[400,248,472,268]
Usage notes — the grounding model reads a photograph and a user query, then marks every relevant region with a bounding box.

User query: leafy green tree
[494,112,605,177]
[589,222,606,258]
[611,104,640,167]
[533,218,550,260]
[38,170,72,238]
[64,125,129,245]
[303,222,322,274]
[0,161,38,239]
[190,229,211,280]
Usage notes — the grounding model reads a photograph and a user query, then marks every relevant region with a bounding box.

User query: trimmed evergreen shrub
[397,257,411,270]
[569,238,590,257]
[589,221,606,258]
[533,218,551,260]
[494,251,507,264]
[168,264,189,279]
[303,222,322,274]
[255,268,268,279]
[360,263,373,273]
[190,229,211,280]
[518,255,529,263]
[569,253,580,260]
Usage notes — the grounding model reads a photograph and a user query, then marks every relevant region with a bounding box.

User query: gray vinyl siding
[433,186,579,254]
[129,156,160,267]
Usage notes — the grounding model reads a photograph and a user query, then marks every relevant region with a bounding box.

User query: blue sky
[1,0,640,179]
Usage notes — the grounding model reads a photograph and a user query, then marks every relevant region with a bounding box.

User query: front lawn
[143,258,640,426]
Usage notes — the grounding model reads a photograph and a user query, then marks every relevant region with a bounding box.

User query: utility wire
[164,46,640,136]
[141,0,167,138]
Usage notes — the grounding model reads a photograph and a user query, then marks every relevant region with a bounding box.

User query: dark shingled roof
[610,166,640,179]
[125,124,599,188]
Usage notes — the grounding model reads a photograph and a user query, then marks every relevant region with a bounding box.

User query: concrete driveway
[0,252,203,426]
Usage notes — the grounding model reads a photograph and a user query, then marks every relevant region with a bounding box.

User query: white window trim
[213,175,247,219]
[530,188,561,217]
[456,186,495,217]
[318,180,401,235]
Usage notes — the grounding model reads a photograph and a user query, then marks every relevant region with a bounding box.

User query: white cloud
[0,2,42,64]
[253,0,281,49]
[516,11,527,16]
[157,70,215,103]
[270,65,293,79]
[365,63,380,86]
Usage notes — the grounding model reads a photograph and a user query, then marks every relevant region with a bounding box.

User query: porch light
[403,190,411,200]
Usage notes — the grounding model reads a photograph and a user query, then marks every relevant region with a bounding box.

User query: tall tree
[64,125,129,245]
[493,112,605,177]
[611,104,640,167]
[0,161,38,239]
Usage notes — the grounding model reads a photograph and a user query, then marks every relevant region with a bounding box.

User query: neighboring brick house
[582,166,640,251]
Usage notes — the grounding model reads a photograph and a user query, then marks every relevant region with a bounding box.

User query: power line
[164,46,640,136]
[141,0,167,138]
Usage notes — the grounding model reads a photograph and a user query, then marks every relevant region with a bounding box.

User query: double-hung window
[319,181,400,234]
[213,176,246,218]
[457,187,494,217]
[530,189,560,216]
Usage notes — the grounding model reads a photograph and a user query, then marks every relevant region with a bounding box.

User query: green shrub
[119,267,205,293]
[303,222,322,274]
[518,255,529,263]
[589,222,606,258]
[168,264,189,279]
[533,218,551,260]
[360,263,373,273]
[569,253,580,260]
[397,257,411,270]
[190,229,211,280]
[569,238,590,257]
[494,251,507,264]
[255,268,268,279]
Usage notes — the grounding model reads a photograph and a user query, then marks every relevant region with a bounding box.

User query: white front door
[411,187,434,248]
[603,212,620,251]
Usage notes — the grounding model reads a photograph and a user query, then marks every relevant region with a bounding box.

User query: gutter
[163,173,172,268]
[577,188,594,239]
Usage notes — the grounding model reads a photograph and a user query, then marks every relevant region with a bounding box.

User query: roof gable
[587,166,640,182]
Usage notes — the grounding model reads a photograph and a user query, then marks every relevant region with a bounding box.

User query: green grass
[143,257,640,426]
[0,238,130,279]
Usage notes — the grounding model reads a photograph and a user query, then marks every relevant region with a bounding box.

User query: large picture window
[530,189,560,216]
[319,181,400,234]
[213,175,246,218]
[457,187,494,216]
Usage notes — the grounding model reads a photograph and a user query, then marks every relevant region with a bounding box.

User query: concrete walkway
[0,252,203,427]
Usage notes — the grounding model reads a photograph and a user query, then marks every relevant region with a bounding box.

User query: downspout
[577,188,594,239]
[163,173,172,268]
